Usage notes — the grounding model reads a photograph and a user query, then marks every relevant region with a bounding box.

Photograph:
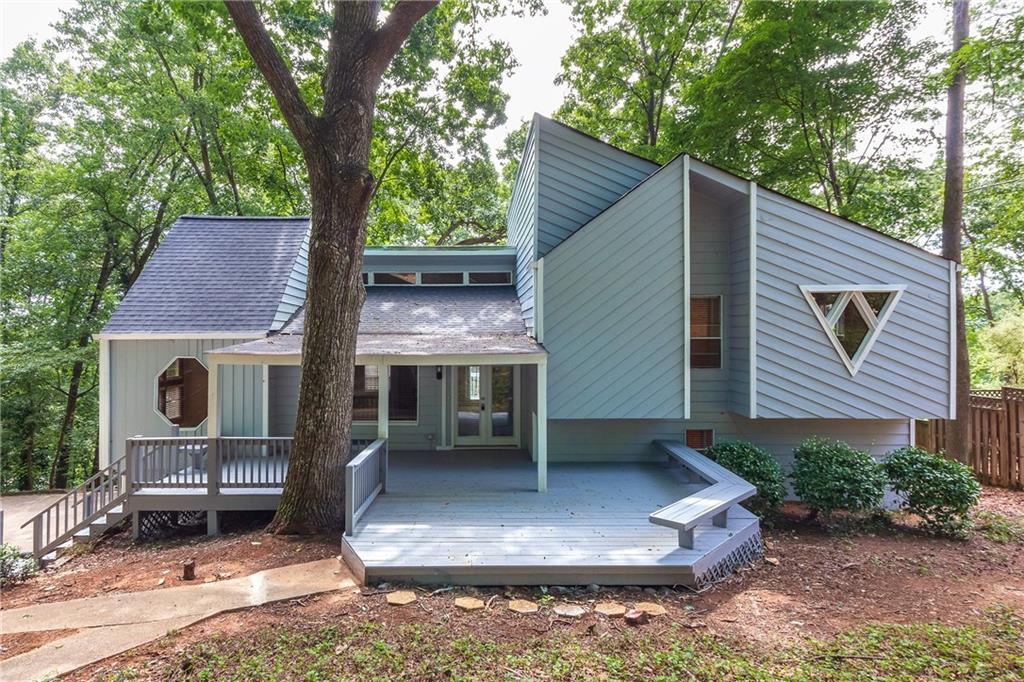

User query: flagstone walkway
[1,557,356,681]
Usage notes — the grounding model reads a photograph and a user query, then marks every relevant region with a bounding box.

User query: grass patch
[103,607,1022,681]
[974,511,1024,544]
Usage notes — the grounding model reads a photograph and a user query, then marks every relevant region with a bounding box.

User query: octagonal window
[156,357,208,429]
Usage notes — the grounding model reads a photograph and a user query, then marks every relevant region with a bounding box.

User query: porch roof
[208,284,545,362]
[207,330,545,361]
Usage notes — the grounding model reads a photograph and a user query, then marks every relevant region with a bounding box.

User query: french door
[453,365,518,446]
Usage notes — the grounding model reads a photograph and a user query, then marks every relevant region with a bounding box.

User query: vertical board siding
[544,158,685,419]
[271,229,310,331]
[508,122,539,332]
[268,365,443,450]
[535,118,659,257]
[108,338,264,461]
[755,188,952,419]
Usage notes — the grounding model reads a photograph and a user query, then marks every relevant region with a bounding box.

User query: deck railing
[128,436,210,489]
[345,439,389,535]
[219,437,293,489]
[26,455,129,558]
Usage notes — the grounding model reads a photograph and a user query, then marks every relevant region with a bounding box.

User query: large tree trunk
[226,0,436,533]
[941,0,970,462]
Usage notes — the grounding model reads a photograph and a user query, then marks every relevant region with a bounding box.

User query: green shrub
[884,446,981,537]
[791,437,887,517]
[707,441,786,517]
[0,543,37,586]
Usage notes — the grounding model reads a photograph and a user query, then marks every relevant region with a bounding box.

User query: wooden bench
[650,440,756,549]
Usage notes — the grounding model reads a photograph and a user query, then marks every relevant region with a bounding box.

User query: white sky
[2,0,951,157]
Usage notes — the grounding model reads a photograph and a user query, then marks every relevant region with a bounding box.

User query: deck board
[343,451,760,585]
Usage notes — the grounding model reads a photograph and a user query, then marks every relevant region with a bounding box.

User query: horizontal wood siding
[268,365,443,450]
[547,417,910,472]
[507,121,538,331]
[271,229,309,330]
[690,189,732,423]
[535,117,658,257]
[544,158,685,419]
[755,188,952,419]
[108,338,264,461]
[728,199,752,415]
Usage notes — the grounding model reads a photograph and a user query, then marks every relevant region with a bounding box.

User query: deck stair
[22,456,129,566]
[650,440,757,549]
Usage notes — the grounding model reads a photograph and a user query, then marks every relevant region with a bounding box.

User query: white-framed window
[154,356,208,430]
[690,296,722,369]
[364,271,513,286]
[800,284,906,376]
[353,365,418,423]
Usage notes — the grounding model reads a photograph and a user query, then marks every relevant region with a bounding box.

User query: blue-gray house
[28,115,955,587]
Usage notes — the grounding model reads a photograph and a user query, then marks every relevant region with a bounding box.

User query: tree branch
[367,1,439,81]
[223,1,317,150]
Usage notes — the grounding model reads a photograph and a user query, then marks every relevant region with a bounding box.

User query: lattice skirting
[693,530,765,590]
[137,510,208,539]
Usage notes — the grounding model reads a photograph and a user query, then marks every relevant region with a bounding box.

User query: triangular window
[800,286,905,376]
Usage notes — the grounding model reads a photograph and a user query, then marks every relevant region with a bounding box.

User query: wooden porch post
[206,359,220,536]
[377,362,389,440]
[537,359,547,492]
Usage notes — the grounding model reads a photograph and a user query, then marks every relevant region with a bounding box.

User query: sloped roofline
[533,116,952,264]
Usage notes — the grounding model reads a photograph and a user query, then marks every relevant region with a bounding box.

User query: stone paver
[594,601,627,618]
[0,558,355,681]
[386,590,417,605]
[634,602,667,616]
[454,596,485,611]
[553,604,587,618]
[507,599,538,614]
[0,493,64,553]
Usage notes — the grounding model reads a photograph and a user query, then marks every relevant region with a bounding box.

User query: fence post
[32,516,43,557]
[345,462,354,537]
[380,439,388,494]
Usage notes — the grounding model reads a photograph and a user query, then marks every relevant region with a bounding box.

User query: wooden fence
[916,387,1024,488]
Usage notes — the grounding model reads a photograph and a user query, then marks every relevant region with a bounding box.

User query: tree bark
[941,0,971,462]
[226,0,437,533]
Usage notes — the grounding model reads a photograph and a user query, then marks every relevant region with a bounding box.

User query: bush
[0,543,37,586]
[884,446,981,537]
[791,437,887,517]
[707,441,786,517]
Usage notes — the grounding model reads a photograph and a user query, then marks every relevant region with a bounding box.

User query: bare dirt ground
[0,511,339,611]
[5,489,1023,678]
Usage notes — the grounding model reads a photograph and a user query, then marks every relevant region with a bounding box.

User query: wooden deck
[342,451,761,587]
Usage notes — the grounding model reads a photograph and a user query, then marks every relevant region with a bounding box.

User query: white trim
[261,364,270,437]
[537,358,547,492]
[908,417,916,447]
[152,355,210,432]
[439,365,448,449]
[799,284,907,376]
[207,360,220,439]
[364,247,517,257]
[748,181,758,418]
[98,338,110,467]
[365,270,513,287]
[97,332,266,340]
[682,155,691,420]
[534,258,545,342]
[949,261,957,420]
[377,362,389,439]
[208,351,548,366]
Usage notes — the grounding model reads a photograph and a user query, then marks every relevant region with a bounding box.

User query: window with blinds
[353,365,418,422]
[685,429,714,452]
[691,296,722,369]
[156,357,208,428]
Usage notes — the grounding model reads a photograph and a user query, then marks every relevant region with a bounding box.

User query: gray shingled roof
[210,286,541,358]
[283,286,527,335]
[102,216,310,334]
